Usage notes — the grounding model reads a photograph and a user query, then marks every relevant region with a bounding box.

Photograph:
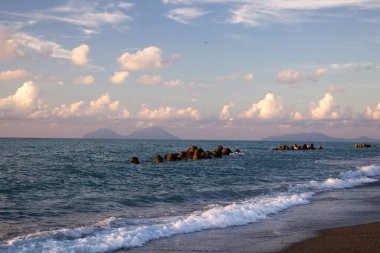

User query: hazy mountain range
[83,129,378,142]
[261,132,379,142]
[82,127,180,140]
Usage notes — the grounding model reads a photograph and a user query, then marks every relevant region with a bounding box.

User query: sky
[0,0,379,140]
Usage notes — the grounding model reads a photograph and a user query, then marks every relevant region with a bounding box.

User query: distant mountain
[126,127,180,140]
[348,136,379,143]
[82,128,125,139]
[262,132,379,142]
[82,127,180,140]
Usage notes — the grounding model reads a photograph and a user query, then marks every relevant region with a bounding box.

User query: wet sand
[282,221,380,253]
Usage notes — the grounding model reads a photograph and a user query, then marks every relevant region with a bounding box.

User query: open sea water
[0,138,379,253]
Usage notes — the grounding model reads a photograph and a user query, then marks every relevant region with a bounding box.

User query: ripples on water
[0,139,379,252]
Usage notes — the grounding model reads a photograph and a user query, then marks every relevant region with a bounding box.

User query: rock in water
[154,155,163,163]
[222,148,232,155]
[166,153,179,161]
[130,156,140,164]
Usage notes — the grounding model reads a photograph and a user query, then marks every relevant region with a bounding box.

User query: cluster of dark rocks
[130,145,241,164]
[353,143,372,148]
[271,143,323,151]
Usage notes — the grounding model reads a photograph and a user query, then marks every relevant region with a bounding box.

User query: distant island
[82,128,125,139]
[261,132,379,142]
[82,127,180,140]
[127,127,180,140]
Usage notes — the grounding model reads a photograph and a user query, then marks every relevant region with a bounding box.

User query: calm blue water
[0,139,379,253]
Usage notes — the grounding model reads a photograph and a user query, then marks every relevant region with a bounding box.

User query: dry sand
[282,221,380,253]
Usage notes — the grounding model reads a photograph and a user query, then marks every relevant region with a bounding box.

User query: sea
[0,138,379,253]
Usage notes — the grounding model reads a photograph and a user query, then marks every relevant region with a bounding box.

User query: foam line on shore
[2,193,312,253]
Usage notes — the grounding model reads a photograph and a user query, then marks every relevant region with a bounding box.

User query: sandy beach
[282,221,380,253]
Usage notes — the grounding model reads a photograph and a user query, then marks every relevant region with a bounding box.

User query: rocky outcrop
[271,143,322,151]
[130,144,241,165]
[353,143,372,148]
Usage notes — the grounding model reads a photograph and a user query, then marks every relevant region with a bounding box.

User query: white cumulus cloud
[0,69,28,80]
[240,93,285,120]
[365,102,380,120]
[74,75,95,85]
[52,101,85,118]
[162,79,184,87]
[292,111,304,121]
[219,102,234,121]
[88,93,119,113]
[53,93,130,120]
[137,105,200,120]
[0,81,44,118]
[309,68,328,80]
[310,92,339,120]
[71,44,90,65]
[276,70,305,84]
[110,71,129,84]
[136,75,161,85]
[118,46,178,71]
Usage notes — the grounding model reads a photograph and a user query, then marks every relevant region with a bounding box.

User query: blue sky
[0,0,379,139]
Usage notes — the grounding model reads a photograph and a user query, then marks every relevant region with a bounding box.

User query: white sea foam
[317,177,376,190]
[302,164,380,192]
[359,164,380,177]
[2,164,380,253]
[2,193,311,253]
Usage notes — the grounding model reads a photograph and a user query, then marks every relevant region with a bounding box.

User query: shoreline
[281,221,380,253]
[122,181,380,253]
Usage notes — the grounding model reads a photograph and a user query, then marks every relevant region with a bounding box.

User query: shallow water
[0,139,379,252]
